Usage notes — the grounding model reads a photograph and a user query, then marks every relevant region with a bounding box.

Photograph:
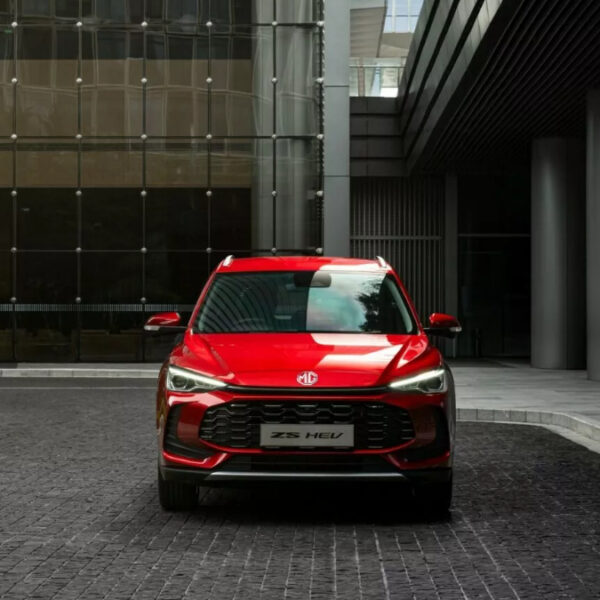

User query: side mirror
[423,313,462,339]
[144,312,187,335]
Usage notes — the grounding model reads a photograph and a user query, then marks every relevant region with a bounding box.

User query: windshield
[196,271,417,334]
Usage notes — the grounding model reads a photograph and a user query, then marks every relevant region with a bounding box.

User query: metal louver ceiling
[414,0,600,172]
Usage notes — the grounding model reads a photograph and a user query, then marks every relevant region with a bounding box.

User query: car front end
[150,257,460,513]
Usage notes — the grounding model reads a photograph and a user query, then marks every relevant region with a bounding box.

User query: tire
[158,469,198,511]
[413,477,452,517]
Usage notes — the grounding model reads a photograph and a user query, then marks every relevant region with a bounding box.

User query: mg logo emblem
[297,371,318,386]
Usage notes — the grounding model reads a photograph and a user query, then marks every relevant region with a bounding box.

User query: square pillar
[323,0,350,256]
[587,92,600,380]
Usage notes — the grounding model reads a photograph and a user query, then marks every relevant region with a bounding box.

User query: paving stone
[0,382,599,599]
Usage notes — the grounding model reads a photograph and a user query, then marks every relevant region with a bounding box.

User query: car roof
[215,256,392,274]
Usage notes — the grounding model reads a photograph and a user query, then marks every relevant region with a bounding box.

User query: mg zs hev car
[146,256,461,513]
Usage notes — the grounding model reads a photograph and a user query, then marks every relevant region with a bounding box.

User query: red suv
[146,256,461,513]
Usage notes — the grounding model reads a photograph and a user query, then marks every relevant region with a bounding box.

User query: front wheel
[413,477,452,517]
[158,469,198,511]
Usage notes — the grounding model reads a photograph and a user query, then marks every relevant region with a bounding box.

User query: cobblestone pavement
[0,380,599,600]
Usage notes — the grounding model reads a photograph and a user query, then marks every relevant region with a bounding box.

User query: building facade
[4,0,599,381]
[350,0,600,381]
[0,0,329,361]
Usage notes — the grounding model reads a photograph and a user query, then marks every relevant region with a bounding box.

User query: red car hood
[177,332,433,388]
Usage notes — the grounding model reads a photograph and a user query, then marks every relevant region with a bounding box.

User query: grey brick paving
[0,380,599,600]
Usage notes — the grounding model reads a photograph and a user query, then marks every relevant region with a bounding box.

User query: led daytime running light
[167,365,227,392]
[388,368,446,390]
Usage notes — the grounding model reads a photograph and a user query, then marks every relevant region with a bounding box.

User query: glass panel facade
[0,0,324,361]
[384,0,424,33]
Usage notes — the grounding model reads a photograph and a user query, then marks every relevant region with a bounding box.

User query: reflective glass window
[276,0,318,23]
[146,142,208,187]
[146,31,207,137]
[211,27,272,136]
[211,0,248,24]
[211,1,317,25]
[18,0,51,18]
[17,190,77,250]
[145,252,208,304]
[56,0,79,19]
[17,28,78,136]
[0,0,12,23]
[210,189,252,251]
[146,189,208,251]
[275,139,319,248]
[0,32,14,136]
[0,251,10,299]
[83,0,144,24]
[81,141,143,187]
[79,310,143,361]
[81,31,143,136]
[81,189,142,250]
[165,0,198,23]
[0,150,12,187]
[211,139,271,248]
[81,252,142,302]
[277,27,319,136]
[17,252,76,302]
[0,194,10,249]
[15,310,77,361]
[0,306,11,361]
[16,140,78,187]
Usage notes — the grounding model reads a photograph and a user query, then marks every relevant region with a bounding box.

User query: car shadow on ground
[187,482,452,525]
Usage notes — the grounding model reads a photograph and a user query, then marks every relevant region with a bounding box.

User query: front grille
[199,401,415,450]
[221,454,399,473]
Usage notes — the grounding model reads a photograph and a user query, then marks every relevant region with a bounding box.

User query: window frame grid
[2,0,324,362]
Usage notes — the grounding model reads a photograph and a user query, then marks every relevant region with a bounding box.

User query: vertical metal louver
[350,177,444,321]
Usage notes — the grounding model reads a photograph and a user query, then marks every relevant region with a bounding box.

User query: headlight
[388,368,447,394]
[166,365,227,393]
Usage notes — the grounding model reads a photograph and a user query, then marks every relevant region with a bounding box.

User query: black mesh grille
[221,454,399,473]
[199,401,415,450]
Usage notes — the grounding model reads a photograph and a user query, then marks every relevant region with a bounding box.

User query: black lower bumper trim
[160,464,451,486]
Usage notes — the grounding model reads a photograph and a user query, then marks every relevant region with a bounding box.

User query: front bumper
[160,463,452,486]
[158,386,454,484]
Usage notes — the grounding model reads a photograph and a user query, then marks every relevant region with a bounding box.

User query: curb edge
[458,407,600,443]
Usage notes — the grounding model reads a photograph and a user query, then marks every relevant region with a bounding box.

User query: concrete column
[323,0,350,256]
[531,138,586,370]
[444,173,458,358]
[587,92,600,380]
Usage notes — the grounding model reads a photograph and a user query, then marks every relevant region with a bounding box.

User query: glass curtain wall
[384,0,424,33]
[0,0,324,362]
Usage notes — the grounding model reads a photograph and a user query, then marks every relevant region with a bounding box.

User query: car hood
[175,332,435,388]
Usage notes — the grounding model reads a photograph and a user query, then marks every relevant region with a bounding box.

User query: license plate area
[260,424,355,448]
